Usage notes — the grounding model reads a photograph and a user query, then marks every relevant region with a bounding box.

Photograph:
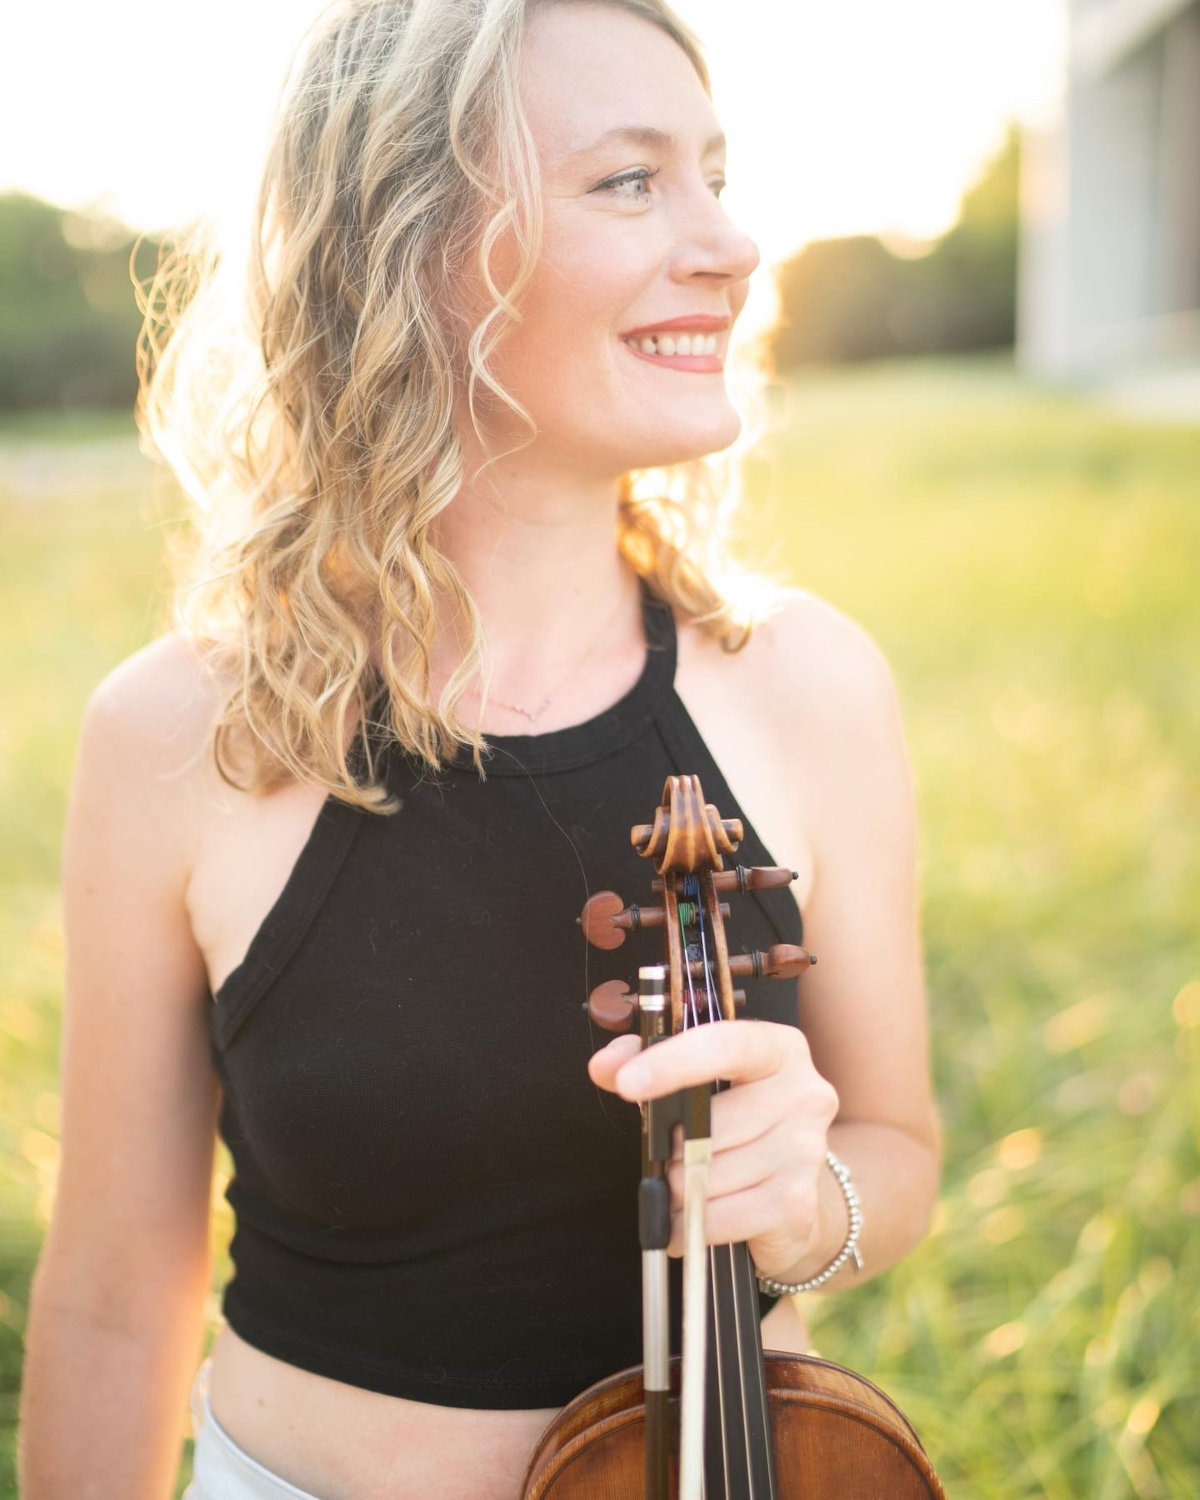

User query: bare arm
[19,637,222,1500]
[759,595,942,1294]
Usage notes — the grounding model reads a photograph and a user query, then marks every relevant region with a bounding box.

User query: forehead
[519,3,717,163]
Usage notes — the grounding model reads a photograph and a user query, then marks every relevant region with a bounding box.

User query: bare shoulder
[743,588,916,848]
[743,585,899,720]
[676,583,901,756]
[81,630,231,885]
[671,584,908,921]
[89,628,229,747]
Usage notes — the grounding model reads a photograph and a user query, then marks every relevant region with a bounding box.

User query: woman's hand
[587,1019,840,1282]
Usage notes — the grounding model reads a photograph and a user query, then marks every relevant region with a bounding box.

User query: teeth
[625,332,719,357]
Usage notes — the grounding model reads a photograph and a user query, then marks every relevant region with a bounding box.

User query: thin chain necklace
[472,592,629,725]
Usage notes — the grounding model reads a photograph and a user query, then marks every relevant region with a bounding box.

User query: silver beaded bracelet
[755,1148,864,1296]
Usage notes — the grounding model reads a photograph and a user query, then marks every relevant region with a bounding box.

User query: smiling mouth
[619,332,724,372]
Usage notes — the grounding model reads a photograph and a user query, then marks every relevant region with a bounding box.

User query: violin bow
[581,773,817,1498]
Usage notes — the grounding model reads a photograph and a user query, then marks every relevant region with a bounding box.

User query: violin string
[693,885,720,1026]
[688,882,739,1495]
[680,893,702,1031]
[690,874,761,1496]
[681,878,718,1027]
[679,890,719,1494]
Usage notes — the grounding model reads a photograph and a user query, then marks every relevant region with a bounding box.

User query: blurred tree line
[0,122,1018,410]
[0,192,161,411]
[770,122,1020,366]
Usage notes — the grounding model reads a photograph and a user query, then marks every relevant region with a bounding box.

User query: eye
[594,167,662,200]
[593,167,728,202]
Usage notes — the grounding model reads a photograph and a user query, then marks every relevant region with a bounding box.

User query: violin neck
[704,1234,779,1496]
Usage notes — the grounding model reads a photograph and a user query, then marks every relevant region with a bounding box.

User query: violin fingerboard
[705,1238,779,1497]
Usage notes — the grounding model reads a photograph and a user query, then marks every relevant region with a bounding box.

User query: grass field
[2,353,1197,1497]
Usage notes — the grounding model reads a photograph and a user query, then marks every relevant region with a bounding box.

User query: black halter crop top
[207,578,806,1409]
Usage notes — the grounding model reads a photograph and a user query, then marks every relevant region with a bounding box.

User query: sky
[1,0,1066,268]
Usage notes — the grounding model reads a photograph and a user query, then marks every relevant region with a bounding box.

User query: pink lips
[619,313,730,337]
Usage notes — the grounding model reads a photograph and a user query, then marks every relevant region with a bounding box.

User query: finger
[707,1076,789,1153]
[587,1033,644,1093]
[667,1174,820,1260]
[707,1068,838,1154]
[615,1019,803,1101]
[666,1119,799,1204]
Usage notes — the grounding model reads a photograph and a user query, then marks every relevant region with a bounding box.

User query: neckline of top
[372,575,679,779]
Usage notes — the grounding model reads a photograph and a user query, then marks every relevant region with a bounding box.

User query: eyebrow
[564,125,727,161]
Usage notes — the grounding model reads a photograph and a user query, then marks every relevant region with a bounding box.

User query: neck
[424,468,644,697]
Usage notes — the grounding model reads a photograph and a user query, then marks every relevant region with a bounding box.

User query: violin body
[521,1350,946,1498]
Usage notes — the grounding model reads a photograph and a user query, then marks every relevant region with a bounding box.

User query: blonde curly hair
[133,0,785,811]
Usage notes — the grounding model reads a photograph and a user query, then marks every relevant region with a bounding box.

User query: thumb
[587,1033,643,1089]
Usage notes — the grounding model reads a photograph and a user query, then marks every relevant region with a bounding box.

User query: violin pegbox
[576,775,816,1034]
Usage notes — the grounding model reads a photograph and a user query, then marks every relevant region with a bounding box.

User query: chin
[621,411,743,470]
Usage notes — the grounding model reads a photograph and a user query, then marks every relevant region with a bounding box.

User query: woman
[19,0,942,1495]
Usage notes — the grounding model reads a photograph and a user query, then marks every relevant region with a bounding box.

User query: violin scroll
[629,774,743,872]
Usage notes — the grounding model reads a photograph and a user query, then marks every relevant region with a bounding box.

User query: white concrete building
[1018,0,1200,417]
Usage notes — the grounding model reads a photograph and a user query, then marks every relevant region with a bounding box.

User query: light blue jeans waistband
[185,1357,324,1499]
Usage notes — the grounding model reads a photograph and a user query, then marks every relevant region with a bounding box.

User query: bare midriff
[203,1296,812,1499]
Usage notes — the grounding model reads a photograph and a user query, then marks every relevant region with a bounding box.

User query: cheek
[463,214,741,466]
[520,220,644,359]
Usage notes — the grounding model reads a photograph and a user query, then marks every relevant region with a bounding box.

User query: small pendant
[509,697,552,723]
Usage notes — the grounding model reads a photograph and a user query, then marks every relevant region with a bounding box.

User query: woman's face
[468,1,761,479]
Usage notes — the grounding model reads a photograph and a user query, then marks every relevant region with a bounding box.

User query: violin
[520,774,946,1498]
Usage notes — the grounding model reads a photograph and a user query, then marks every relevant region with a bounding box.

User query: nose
[670,190,761,285]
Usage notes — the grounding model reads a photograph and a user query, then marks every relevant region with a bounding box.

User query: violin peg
[731,864,798,893]
[733,989,746,1009]
[579,890,627,949]
[652,864,797,895]
[581,892,672,947]
[587,979,637,1032]
[726,943,815,980]
[761,943,816,979]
